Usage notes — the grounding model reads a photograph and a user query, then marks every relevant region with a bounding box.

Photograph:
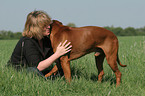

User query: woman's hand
[55,40,72,57]
[37,40,72,71]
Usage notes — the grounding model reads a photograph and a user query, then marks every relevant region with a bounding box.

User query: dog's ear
[52,20,63,25]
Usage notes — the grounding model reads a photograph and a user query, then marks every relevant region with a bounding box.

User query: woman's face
[43,25,51,36]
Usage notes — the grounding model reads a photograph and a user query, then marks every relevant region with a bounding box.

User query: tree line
[104,26,145,36]
[0,30,22,40]
[0,24,145,39]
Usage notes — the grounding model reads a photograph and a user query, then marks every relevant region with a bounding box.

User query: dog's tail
[117,52,127,67]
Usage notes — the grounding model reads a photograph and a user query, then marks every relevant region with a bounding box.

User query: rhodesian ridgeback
[45,20,127,86]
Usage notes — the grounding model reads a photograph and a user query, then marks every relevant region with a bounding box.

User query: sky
[0,0,145,32]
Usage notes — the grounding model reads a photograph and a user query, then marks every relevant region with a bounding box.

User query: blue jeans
[26,67,47,79]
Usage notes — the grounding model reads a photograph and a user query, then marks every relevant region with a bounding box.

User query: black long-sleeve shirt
[8,36,54,70]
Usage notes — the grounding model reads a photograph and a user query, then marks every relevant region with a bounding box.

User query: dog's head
[50,20,69,35]
[49,20,62,34]
[52,20,63,25]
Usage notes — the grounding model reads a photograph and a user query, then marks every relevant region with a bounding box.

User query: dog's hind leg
[106,54,122,86]
[45,59,63,77]
[95,51,105,82]
[104,41,122,86]
[45,65,58,77]
[104,39,122,86]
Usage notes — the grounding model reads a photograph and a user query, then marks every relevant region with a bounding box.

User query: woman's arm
[37,40,72,71]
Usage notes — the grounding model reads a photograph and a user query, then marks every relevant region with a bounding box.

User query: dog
[45,20,127,86]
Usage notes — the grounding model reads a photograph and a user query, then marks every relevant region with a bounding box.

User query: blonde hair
[22,10,51,40]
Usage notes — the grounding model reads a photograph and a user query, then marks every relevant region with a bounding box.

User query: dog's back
[51,20,116,60]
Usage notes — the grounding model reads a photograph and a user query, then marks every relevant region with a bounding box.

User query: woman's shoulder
[20,36,33,41]
[19,36,31,42]
[20,36,37,43]
[14,36,38,49]
[22,37,41,49]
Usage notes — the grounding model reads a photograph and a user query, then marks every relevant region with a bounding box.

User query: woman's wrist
[53,51,62,58]
[37,52,61,71]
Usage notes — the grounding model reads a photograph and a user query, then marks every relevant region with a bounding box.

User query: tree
[104,26,123,36]
[66,23,76,27]
[114,27,123,36]
[0,30,22,39]
[123,27,137,36]
[14,32,22,39]
[136,27,145,36]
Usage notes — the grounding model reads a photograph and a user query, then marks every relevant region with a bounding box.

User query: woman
[8,10,72,77]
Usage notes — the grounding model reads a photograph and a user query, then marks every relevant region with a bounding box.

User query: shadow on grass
[90,73,116,85]
[46,66,84,80]
[71,66,116,85]
[45,66,116,85]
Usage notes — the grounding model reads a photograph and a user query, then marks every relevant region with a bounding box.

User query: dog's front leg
[60,56,71,83]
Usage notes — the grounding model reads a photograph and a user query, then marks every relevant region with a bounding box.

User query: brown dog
[45,20,127,86]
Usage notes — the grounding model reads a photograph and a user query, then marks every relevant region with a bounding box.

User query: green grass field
[0,36,144,96]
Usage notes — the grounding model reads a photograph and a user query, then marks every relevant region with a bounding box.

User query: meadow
[0,36,144,96]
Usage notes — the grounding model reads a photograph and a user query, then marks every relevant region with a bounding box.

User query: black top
[8,36,54,70]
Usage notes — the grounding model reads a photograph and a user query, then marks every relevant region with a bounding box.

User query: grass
[0,36,144,96]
